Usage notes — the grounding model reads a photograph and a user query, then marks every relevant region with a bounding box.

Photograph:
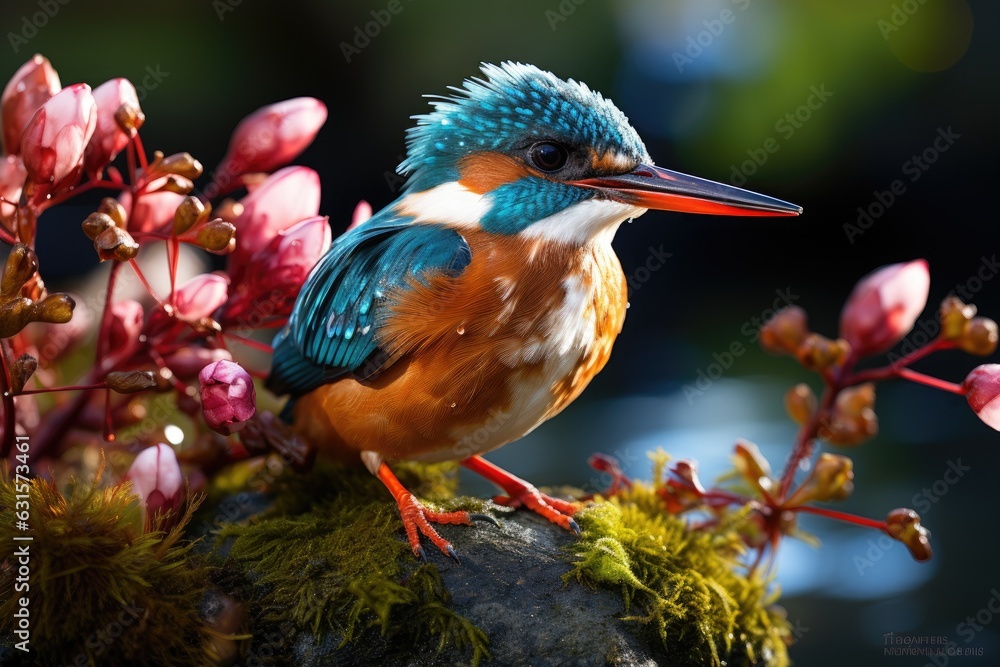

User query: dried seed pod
[759,306,809,356]
[105,370,157,394]
[173,196,209,235]
[939,295,976,340]
[785,383,817,425]
[159,152,203,180]
[113,102,145,136]
[82,212,117,240]
[9,354,37,394]
[836,383,876,417]
[157,174,195,195]
[1,244,38,298]
[959,317,998,356]
[796,334,850,372]
[786,453,854,506]
[0,297,35,337]
[31,293,75,324]
[733,439,775,495]
[886,508,932,562]
[195,219,236,253]
[94,225,139,261]
[97,197,127,227]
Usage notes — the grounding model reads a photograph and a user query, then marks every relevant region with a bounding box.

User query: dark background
[3,0,998,664]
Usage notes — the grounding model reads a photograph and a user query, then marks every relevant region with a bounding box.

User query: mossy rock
[209,461,789,667]
[0,472,213,667]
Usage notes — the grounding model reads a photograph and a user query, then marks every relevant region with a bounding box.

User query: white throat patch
[519,198,647,245]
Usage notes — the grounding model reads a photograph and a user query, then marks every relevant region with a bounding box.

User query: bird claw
[469,513,502,529]
[446,545,461,565]
[396,493,474,562]
[493,487,579,534]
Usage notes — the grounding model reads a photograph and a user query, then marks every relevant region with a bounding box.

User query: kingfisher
[268,62,801,561]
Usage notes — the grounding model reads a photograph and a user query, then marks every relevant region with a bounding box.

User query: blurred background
[2,0,997,663]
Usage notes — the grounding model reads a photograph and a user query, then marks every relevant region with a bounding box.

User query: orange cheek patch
[590,150,633,174]
[458,152,538,194]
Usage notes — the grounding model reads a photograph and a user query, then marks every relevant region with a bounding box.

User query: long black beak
[571,163,802,217]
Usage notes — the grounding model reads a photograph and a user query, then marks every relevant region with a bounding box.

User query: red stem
[96,262,123,363]
[785,504,888,531]
[221,331,274,354]
[168,236,179,306]
[38,178,127,212]
[778,337,962,499]
[128,259,162,302]
[779,383,837,499]
[0,341,17,458]
[849,338,957,385]
[897,368,966,395]
[17,382,108,395]
[133,133,149,171]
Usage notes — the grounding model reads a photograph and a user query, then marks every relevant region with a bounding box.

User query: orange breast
[291,228,627,464]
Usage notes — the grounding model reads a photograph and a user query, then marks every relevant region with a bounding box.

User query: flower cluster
[0,54,330,528]
[594,259,997,568]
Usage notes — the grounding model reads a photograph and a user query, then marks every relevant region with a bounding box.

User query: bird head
[394,62,800,244]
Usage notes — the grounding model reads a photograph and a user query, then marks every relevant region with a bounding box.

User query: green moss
[0,468,213,667]
[213,460,490,665]
[564,480,790,667]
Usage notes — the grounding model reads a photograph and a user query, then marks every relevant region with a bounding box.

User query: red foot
[376,462,472,561]
[461,455,580,535]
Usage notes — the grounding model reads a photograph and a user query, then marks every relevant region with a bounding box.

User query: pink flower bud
[164,346,233,381]
[964,364,1000,431]
[0,155,26,228]
[108,299,145,356]
[228,166,321,281]
[348,200,372,231]
[213,97,327,193]
[119,187,187,233]
[174,273,229,321]
[223,216,330,325]
[83,78,143,176]
[20,83,97,193]
[126,443,183,521]
[839,260,930,358]
[199,360,256,435]
[1,54,61,155]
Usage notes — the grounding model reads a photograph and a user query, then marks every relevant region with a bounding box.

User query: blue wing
[268,211,472,397]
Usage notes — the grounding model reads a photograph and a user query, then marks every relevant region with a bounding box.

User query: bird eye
[528,142,568,172]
